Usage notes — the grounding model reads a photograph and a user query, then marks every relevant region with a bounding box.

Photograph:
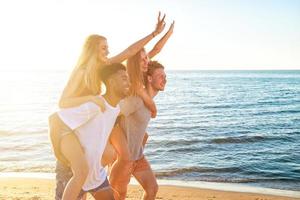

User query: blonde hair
[127,48,146,95]
[70,34,107,95]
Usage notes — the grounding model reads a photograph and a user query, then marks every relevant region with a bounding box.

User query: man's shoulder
[121,95,142,104]
[119,95,144,116]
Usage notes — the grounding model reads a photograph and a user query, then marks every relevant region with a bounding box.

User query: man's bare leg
[91,188,115,200]
[133,168,158,200]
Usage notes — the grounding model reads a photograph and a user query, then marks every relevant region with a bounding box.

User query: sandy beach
[0,177,299,200]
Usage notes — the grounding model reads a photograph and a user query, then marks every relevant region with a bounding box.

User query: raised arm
[108,12,166,64]
[148,21,175,59]
[137,87,157,118]
[59,70,105,110]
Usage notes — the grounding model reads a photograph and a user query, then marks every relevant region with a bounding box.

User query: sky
[0,0,299,71]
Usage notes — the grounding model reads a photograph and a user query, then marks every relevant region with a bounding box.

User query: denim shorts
[55,161,110,200]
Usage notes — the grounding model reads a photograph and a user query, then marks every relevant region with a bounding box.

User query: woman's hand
[147,20,175,59]
[90,96,106,112]
[168,20,175,35]
[153,11,166,36]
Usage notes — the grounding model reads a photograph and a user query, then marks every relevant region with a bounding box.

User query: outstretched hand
[153,11,166,36]
[168,20,175,34]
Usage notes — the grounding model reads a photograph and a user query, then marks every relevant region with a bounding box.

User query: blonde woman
[109,22,174,200]
[49,13,166,200]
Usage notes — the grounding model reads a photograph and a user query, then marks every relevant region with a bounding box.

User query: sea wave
[210,135,266,144]
[156,166,241,177]
[253,109,300,116]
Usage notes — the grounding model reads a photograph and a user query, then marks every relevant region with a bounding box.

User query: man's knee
[116,190,127,200]
[145,183,159,197]
[111,184,128,200]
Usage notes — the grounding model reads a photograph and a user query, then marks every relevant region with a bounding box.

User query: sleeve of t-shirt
[58,102,101,130]
[120,96,143,117]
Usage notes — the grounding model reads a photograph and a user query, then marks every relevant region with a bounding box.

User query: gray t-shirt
[119,96,151,161]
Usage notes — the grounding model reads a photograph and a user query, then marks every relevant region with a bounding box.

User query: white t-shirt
[57,96,120,191]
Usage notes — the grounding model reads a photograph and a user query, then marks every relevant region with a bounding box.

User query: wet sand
[0,177,299,200]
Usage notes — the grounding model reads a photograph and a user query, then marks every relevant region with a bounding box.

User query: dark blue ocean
[0,70,299,191]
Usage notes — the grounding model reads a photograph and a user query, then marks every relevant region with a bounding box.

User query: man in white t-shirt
[52,63,129,200]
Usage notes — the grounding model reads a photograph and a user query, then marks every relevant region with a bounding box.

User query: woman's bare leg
[109,125,130,161]
[60,134,88,200]
[101,142,117,167]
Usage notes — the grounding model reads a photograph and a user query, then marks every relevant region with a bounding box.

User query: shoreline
[0,172,299,199]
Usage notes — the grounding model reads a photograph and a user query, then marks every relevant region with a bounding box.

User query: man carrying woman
[109,61,168,200]
[49,12,167,200]
[50,63,129,199]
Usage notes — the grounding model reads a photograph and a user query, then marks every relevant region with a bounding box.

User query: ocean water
[0,69,299,191]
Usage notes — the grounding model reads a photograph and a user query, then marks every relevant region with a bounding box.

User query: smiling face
[148,68,167,91]
[98,39,109,63]
[111,69,130,98]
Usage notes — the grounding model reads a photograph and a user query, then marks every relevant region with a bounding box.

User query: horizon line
[1,68,300,72]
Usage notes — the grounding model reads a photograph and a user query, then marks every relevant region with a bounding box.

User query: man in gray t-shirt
[110,61,167,200]
[119,95,151,161]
